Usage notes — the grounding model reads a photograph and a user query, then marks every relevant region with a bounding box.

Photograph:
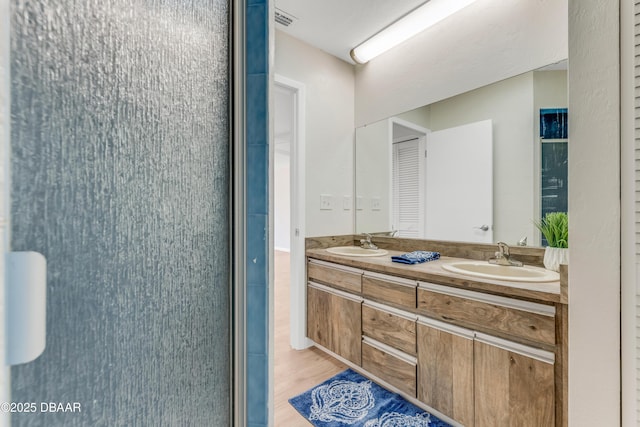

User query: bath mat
[288,369,452,427]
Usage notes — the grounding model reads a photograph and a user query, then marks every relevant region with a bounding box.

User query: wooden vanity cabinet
[305,256,563,427]
[307,282,362,365]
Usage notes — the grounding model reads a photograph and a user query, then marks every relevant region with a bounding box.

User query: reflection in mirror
[355,62,567,246]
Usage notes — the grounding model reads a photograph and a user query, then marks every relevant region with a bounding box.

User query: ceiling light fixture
[350,0,478,64]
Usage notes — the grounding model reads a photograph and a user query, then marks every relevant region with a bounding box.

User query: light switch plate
[371,197,381,211]
[320,194,333,210]
[343,195,352,210]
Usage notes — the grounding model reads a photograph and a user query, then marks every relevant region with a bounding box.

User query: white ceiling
[274,0,428,63]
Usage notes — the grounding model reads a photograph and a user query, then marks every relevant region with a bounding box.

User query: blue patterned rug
[289,369,452,427]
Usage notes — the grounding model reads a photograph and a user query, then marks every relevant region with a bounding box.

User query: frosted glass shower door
[9,2,230,426]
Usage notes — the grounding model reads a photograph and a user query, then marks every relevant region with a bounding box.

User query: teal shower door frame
[235,0,272,426]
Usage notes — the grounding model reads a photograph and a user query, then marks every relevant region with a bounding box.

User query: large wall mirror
[355,61,568,246]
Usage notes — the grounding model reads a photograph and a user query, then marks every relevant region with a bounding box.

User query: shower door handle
[6,251,47,365]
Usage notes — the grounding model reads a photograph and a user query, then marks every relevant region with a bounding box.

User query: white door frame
[621,0,636,424]
[274,74,310,350]
[0,0,10,423]
[388,117,429,237]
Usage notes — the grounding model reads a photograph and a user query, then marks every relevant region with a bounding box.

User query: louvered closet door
[392,138,426,238]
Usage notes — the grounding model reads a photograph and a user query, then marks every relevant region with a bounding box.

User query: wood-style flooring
[274,250,346,426]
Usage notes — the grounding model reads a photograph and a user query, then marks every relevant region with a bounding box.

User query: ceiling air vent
[275,8,296,27]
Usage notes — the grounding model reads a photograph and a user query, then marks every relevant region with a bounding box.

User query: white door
[426,120,493,243]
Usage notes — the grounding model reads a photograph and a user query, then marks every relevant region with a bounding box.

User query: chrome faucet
[369,230,398,237]
[360,233,378,250]
[489,242,523,267]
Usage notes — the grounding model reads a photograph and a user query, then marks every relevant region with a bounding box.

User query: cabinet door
[307,282,362,365]
[307,285,334,351]
[417,317,474,427]
[474,334,555,427]
[333,290,362,365]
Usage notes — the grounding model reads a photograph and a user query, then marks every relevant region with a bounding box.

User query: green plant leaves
[533,212,568,248]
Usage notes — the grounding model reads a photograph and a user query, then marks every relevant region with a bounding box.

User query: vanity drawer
[417,282,556,347]
[362,272,416,309]
[308,259,362,294]
[362,301,416,355]
[362,337,417,397]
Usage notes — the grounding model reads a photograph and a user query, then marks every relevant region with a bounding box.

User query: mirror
[355,63,568,246]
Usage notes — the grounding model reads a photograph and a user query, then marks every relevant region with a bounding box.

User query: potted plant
[534,212,568,272]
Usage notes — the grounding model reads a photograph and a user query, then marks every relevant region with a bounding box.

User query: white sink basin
[441,261,559,283]
[326,246,389,257]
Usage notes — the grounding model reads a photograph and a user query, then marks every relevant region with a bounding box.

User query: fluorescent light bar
[350,0,477,64]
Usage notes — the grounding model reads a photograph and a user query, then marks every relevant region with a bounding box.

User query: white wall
[568,0,620,425]
[354,0,568,127]
[355,120,391,233]
[621,0,636,425]
[273,150,290,251]
[274,30,355,237]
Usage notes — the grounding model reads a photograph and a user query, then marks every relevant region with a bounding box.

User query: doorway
[273,75,307,350]
[273,75,346,424]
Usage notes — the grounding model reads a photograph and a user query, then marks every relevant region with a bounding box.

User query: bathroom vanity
[305,235,567,427]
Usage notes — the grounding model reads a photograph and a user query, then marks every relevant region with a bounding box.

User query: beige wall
[274,30,355,237]
[396,105,431,130]
[568,0,620,425]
